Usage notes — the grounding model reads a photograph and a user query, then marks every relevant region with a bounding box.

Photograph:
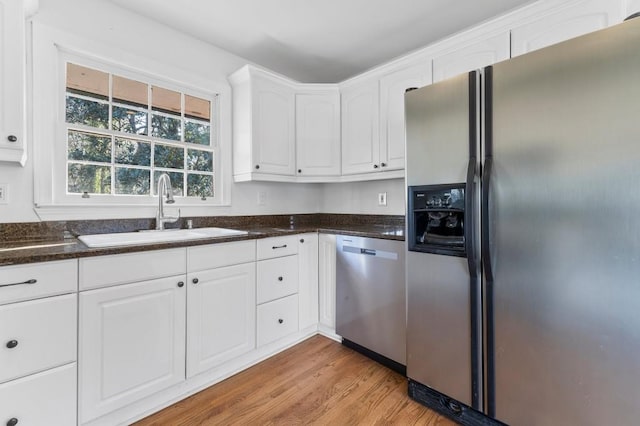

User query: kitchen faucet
[156,173,180,230]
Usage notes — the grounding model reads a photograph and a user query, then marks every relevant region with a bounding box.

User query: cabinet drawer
[257,255,298,304]
[0,363,77,426]
[0,294,76,383]
[257,294,299,346]
[188,240,256,271]
[79,248,186,290]
[257,235,298,260]
[0,260,77,305]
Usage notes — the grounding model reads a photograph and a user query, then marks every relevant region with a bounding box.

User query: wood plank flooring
[134,335,456,425]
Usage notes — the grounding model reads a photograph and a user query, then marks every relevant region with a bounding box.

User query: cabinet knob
[7,418,18,426]
[298,169,302,173]
[6,340,18,349]
[300,238,304,243]
[373,164,379,169]
[177,281,184,288]
[278,319,284,324]
[7,135,17,143]
[255,165,260,170]
[380,162,387,167]
[278,276,283,282]
[192,278,199,284]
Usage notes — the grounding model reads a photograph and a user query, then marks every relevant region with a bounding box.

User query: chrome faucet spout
[156,173,180,230]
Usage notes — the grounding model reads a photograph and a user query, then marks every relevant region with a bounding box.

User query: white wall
[0,0,322,223]
[320,178,405,216]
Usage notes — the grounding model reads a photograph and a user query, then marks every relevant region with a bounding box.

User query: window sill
[33,202,231,221]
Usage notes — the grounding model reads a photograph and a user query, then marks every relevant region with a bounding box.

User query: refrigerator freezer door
[489,19,640,425]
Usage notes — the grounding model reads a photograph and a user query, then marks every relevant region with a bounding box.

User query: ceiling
[108,0,535,83]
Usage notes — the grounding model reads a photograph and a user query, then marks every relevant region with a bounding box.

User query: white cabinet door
[296,92,341,176]
[79,276,186,423]
[511,0,625,57]
[186,263,255,378]
[298,233,319,330]
[0,363,77,426]
[341,80,380,174]
[433,33,510,82]
[0,0,26,165]
[252,72,296,175]
[379,61,432,170]
[318,234,337,329]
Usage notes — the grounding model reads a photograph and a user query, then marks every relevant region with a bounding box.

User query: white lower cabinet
[186,263,256,378]
[256,255,298,304]
[298,233,319,330]
[257,294,299,347]
[318,234,337,330]
[0,363,77,426]
[79,276,187,423]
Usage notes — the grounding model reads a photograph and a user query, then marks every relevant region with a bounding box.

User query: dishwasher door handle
[342,245,398,260]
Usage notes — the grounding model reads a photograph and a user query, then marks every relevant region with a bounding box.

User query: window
[64,63,217,200]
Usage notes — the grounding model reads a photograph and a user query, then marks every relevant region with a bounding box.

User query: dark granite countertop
[0,214,404,266]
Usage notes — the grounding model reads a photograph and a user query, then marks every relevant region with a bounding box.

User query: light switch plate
[0,183,8,204]
[378,192,387,206]
[257,190,267,206]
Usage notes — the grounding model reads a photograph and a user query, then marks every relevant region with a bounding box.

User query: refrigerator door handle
[465,157,477,276]
[481,157,494,283]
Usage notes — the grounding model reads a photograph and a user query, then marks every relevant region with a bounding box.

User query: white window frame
[31,24,232,220]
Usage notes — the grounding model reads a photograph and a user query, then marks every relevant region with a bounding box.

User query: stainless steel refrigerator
[405,16,640,425]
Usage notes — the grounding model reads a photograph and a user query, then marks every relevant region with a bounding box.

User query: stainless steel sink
[78,227,248,248]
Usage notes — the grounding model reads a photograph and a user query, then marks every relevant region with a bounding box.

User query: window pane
[185,95,210,121]
[153,171,183,196]
[68,163,111,194]
[187,149,213,172]
[67,130,111,162]
[187,174,213,198]
[184,120,211,145]
[112,105,148,135]
[114,138,151,166]
[66,96,109,129]
[152,86,181,116]
[115,168,150,195]
[154,144,184,169]
[151,114,182,141]
[113,75,148,108]
[66,63,108,100]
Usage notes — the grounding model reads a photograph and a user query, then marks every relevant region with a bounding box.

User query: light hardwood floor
[134,335,456,425]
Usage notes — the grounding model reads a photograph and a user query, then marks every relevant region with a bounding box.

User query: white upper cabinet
[230,65,296,180]
[511,0,625,57]
[295,90,341,177]
[433,33,510,83]
[379,61,432,170]
[0,0,26,165]
[341,79,380,175]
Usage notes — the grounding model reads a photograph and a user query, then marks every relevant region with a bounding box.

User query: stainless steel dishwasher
[336,235,406,373]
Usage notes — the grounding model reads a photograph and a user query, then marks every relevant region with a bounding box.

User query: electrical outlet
[257,190,267,206]
[0,183,8,204]
[378,192,387,206]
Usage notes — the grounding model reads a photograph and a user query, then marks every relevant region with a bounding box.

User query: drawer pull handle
[0,279,37,288]
[278,276,283,282]
[192,278,199,284]
[6,340,18,349]
[177,281,184,288]
[7,418,18,426]
[300,238,304,243]
[272,244,287,249]
[278,319,284,324]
